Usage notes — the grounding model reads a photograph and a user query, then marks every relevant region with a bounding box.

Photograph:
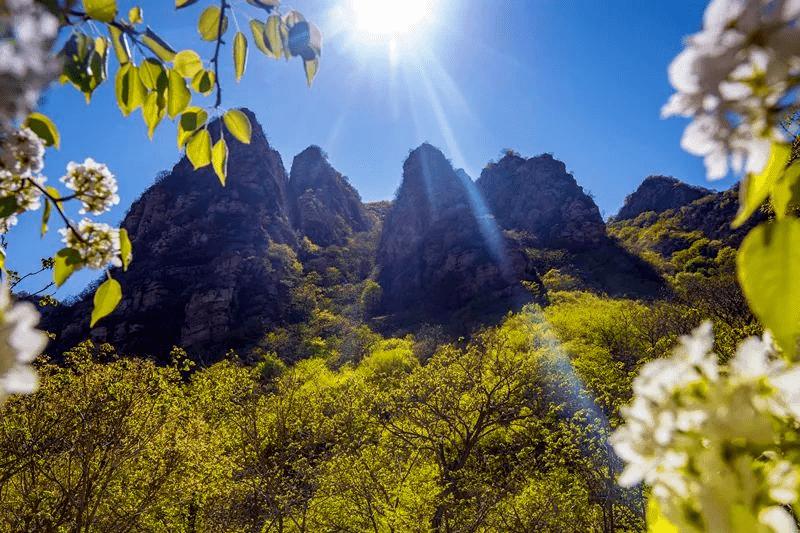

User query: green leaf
[91,277,122,327]
[173,50,203,78]
[212,138,228,186]
[0,197,19,218]
[223,109,251,144]
[733,143,791,228]
[44,186,61,202]
[142,27,177,62]
[177,107,208,148]
[738,218,800,355]
[41,199,51,236]
[265,14,285,59]
[249,19,271,55]
[108,25,131,64]
[190,69,215,96]
[247,0,279,10]
[54,248,82,287]
[128,6,143,24]
[304,57,319,87]
[176,0,201,8]
[114,63,146,116]
[84,0,117,22]
[139,58,166,91]
[198,6,228,41]
[23,112,60,148]
[186,128,212,169]
[119,228,132,271]
[772,162,800,219]
[233,31,247,82]
[167,68,191,119]
[142,90,167,139]
[646,497,678,533]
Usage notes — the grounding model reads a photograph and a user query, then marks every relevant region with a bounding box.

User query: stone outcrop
[288,145,371,246]
[476,153,606,250]
[376,144,541,318]
[614,175,713,221]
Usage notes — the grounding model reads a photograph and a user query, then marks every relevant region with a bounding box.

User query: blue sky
[11,0,724,296]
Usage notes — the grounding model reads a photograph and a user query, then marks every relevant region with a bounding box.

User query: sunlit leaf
[733,143,791,228]
[108,25,130,64]
[85,0,117,22]
[646,497,678,533]
[119,228,132,271]
[176,0,200,7]
[198,6,228,41]
[772,162,800,220]
[173,49,203,78]
[167,68,191,119]
[139,58,166,91]
[304,57,319,87]
[128,6,143,25]
[114,63,146,116]
[186,128,212,169]
[249,19,271,55]
[54,247,82,287]
[142,90,167,139]
[738,218,800,355]
[41,199,51,236]
[91,277,122,327]
[233,31,247,82]
[223,109,251,144]
[212,138,228,186]
[177,107,208,148]
[142,27,177,62]
[265,14,285,59]
[190,69,215,96]
[23,112,60,148]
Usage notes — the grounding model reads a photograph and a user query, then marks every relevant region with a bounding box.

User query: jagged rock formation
[376,144,541,320]
[46,109,302,362]
[477,153,606,250]
[614,175,713,222]
[288,146,372,246]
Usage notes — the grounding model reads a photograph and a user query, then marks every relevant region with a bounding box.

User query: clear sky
[11,0,725,297]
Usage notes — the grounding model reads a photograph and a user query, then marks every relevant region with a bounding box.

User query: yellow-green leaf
[0,197,18,218]
[186,128,212,169]
[233,31,247,82]
[646,497,678,533]
[176,0,200,7]
[142,27,177,62]
[114,63,146,116]
[139,58,166,91]
[23,112,60,148]
[738,218,800,355]
[173,49,203,78]
[265,14,285,59]
[41,199,51,236]
[177,107,208,148]
[54,247,82,287]
[190,69,215,96]
[772,162,800,220]
[44,186,61,202]
[212,138,228,186]
[223,109,251,144]
[91,277,122,327]
[128,6,143,25]
[304,57,319,87]
[167,68,191,119]
[85,0,117,22]
[142,90,166,139]
[733,143,792,228]
[108,25,131,64]
[119,228,132,271]
[249,20,271,55]
[198,6,228,41]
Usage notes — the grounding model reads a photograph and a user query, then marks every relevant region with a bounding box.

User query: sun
[349,0,431,40]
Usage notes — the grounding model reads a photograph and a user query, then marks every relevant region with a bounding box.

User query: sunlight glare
[350,0,431,38]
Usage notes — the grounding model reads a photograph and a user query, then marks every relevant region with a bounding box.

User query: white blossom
[60,158,120,215]
[60,219,122,269]
[0,126,45,174]
[0,283,46,401]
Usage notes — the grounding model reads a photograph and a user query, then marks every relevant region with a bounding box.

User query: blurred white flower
[60,158,120,215]
[0,283,46,401]
[59,219,122,269]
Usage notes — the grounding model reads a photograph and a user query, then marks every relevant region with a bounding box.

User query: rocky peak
[614,175,712,221]
[476,153,606,250]
[376,144,540,319]
[288,145,371,247]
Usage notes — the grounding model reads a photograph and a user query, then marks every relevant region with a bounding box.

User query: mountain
[375,144,541,326]
[613,175,713,222]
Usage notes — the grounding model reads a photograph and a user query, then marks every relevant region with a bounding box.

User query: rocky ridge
[614,175,713,222]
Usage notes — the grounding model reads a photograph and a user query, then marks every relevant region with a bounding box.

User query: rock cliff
[614,175,713,221]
